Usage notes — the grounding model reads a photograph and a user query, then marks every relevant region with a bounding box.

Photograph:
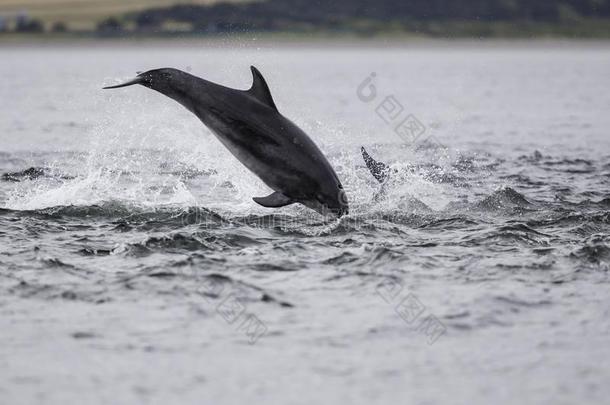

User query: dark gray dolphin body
[104,67,348,217]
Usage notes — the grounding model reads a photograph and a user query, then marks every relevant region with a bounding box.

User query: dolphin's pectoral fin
[253,192,294,208]
[248,66,278,111]
[361,146,390,183]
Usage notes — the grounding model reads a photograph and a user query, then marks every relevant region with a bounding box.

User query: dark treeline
[130,0,610,32]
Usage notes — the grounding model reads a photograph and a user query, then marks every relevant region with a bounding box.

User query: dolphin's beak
[103,77,143,89]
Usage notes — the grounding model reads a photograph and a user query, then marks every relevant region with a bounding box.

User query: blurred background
[1,0,610,39]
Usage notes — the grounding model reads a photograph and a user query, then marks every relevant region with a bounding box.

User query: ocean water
[0,41,609,404]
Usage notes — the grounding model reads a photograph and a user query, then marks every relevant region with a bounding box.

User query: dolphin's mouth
[103,76,144,89]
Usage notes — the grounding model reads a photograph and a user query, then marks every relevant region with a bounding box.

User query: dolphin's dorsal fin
[248,66,278,111]
[253,191,294,208]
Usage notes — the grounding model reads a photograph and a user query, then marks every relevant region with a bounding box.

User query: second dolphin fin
[361,146,390,183]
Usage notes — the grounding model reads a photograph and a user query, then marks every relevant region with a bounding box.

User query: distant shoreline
[2,17,610,44]
[2,33,610,49]
[2,0,610,45]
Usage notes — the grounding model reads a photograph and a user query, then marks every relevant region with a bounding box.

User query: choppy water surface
[1,42,609,404]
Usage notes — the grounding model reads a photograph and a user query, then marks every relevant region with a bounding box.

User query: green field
[0,0,246,29]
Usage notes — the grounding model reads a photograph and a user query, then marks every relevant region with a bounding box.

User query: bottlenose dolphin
[104,67,348,217]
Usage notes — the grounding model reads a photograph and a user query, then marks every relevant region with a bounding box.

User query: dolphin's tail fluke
[361,147,390,183]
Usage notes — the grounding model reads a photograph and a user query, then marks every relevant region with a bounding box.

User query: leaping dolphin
[104,67,348,217]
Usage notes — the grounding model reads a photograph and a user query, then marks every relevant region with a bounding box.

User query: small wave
[575,198,610,208]
[118,232,215,256]
[419,216,479,230]
[527,211,609,235]
[1,167,46,182]
[570,234,610,267]
[0,202,226,227]
[78,247,113,256]
[8,280,109,303]
[494,296,552,308]
[1,166,76,183]
[544,158,593,167]
[227,213,349,237]
[251,262,302,272]
[452,155,478,172]
[41,258,77,269]
[118,228,266,256]
[458,223,551,247]
[16,202,135,219]
[499,173,546,187]
[119,207,226,230]
[518,150,545,163]
[475,187,532,211]
[323,252,360,266]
